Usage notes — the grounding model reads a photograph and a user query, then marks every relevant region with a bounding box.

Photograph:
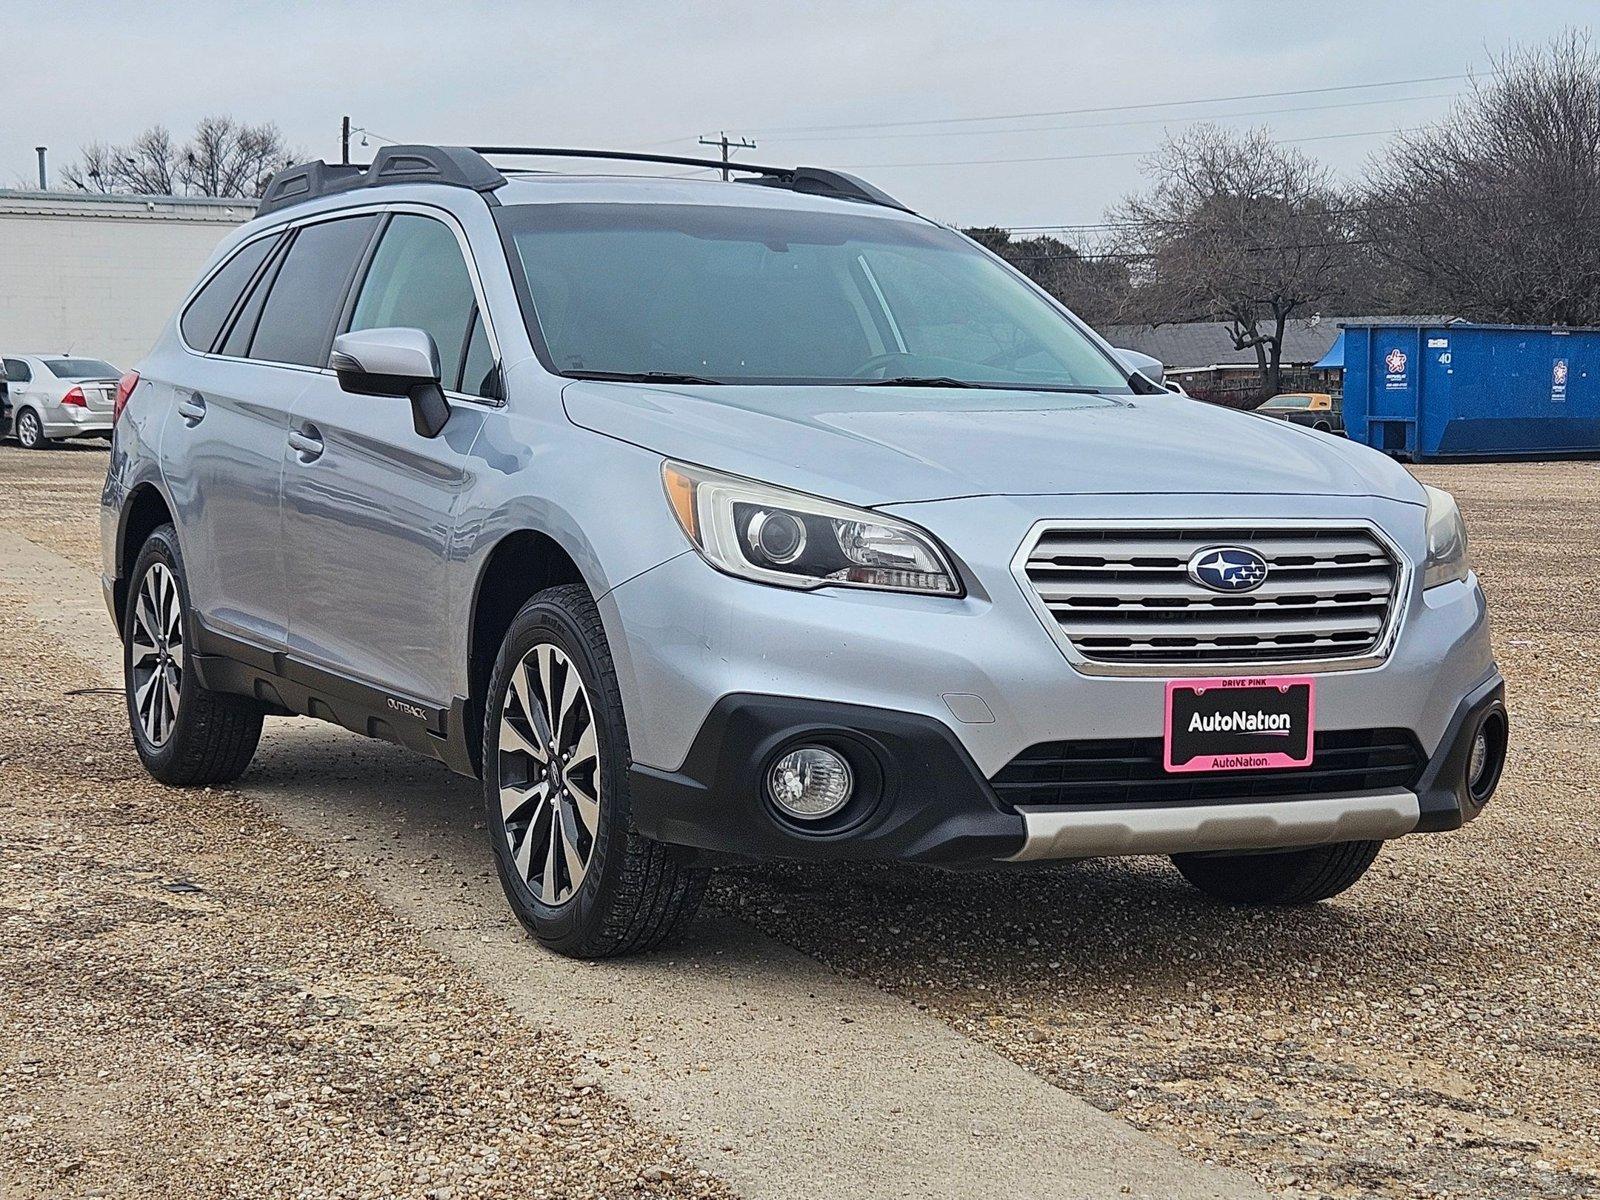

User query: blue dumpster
[1341,322,1600,460]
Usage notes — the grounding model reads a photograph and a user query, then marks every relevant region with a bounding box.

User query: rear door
[280,209,497,707]
[160,216,378,649]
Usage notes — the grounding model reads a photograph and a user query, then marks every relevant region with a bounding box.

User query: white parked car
[4,354,122,448]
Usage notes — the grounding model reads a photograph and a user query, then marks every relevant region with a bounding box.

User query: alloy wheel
[17,410,41,448]
[130,562,184,746]
[497,643,601,906]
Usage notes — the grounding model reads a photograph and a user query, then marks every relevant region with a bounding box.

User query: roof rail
[256,144,912,217]
[471,146,912,213]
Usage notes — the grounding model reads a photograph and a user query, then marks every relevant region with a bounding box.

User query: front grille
[1019,524,1402,668]
[992,729,1424,808]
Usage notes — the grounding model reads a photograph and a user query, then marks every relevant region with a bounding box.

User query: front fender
[447,406,687,698]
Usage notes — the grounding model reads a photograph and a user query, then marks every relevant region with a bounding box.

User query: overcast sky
[3,1,1591,228]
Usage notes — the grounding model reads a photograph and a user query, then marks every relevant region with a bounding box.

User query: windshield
[1265,395,1314,410]
[45,358,118,379]
[497,202,1133,392]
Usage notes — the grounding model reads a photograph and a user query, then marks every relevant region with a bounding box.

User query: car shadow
[239,716,1437,991]
[709,854,1431,994]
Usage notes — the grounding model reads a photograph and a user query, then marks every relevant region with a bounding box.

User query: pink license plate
[1164,676,1315,773]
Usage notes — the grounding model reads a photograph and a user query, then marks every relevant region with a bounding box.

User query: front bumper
[630,676,1506,864]
[605,491,1502,864]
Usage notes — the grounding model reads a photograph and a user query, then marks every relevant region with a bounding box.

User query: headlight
[661,462,961,596]
[1422,484,1469,589]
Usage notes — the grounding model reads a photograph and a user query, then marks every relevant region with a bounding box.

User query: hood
[562,382,1423,508]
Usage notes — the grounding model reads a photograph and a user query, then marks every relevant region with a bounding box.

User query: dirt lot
[0,446,726,1199]
[2,442,1597,1199]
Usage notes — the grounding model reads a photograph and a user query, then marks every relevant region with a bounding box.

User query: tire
[125,524,264,785]
[1171,840,1382,905]
[16,408,47,449]
[483,583,708,958]
[1313,421,1332,433]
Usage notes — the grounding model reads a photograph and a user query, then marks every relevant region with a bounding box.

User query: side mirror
[1113,347,1165,385]
[330,327,451,438]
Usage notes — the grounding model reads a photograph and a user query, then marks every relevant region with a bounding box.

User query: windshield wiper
[860,376,1107,394]
[858,376,981,388]
[565,369,725,385]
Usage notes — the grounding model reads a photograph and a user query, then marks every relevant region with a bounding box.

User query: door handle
[288,425,324,462]
[177,393,207,424]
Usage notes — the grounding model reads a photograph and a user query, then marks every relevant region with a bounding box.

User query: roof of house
[0,189,251,225]
[1098,315,1458,372]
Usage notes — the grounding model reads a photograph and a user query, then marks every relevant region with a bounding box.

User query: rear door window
[180,235,279,352]
[249,216,379,367]
[347,214,489,394]
[4,359,31,384]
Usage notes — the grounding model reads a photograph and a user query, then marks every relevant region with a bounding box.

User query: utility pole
[341,116,351,165]
[35,147,47,190]
[698,131,756,181]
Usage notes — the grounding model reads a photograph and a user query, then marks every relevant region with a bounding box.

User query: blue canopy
[1314,332,1345,370]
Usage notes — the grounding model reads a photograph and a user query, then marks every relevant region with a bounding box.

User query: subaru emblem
[1187,546,1269,593]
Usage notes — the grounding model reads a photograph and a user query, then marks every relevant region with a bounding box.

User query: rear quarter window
[180,235,279,352]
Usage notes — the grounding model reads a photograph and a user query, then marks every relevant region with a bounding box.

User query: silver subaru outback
[101,145,1507,958]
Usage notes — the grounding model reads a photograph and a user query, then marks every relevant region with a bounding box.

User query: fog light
[1466,712,1506,805]
[1468,729,1489,789]
[766,746,853,820]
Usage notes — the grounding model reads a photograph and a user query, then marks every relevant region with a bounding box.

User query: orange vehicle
[1257,391,1342,433]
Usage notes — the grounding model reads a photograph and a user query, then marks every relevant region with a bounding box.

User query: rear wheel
[484,584,708,958]
[16,408,47,449]
[1172,840,1382,905]
[125,524,264,785]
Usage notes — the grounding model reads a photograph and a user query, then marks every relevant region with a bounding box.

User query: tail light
[114,371,140,423]
[61,386,87,407]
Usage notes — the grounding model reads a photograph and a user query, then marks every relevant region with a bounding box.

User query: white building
[0,190,250,368]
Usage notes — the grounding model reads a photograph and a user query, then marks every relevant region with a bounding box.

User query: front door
[279,210,499,708]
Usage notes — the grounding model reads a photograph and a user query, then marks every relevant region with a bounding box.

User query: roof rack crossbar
[257,143,913,217]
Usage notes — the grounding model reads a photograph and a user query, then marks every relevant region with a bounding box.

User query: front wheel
[1171,840,1382,905]
[483,584,708,958]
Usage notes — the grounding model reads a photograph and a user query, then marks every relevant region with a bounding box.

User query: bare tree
[178,116,298,199]
[963,227,1130,324]
[1359,30,1600,324]
[62,117,296,199]
[1114,126,1350,401]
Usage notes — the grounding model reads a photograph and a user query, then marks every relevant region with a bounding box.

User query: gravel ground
[715,460,1600,1199]
[2,443,1597,1199]
[0,458,728,1198]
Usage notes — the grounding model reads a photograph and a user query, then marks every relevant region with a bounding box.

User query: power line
[748,72,1474,135]
[839,126,1419,170]
[994,180,1600,237]
[758,91,1461,144]
[999,207,1600,263]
